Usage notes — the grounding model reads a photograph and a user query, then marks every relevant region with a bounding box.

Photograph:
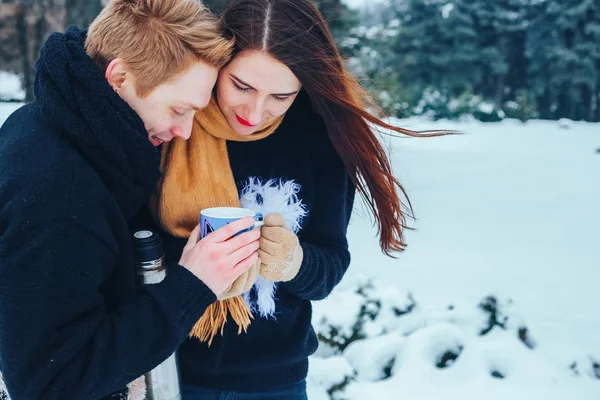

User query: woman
[152,0,446,398]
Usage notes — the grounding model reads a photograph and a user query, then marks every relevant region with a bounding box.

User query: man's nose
[171,115,194,140]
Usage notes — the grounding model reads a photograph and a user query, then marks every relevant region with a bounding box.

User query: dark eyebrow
[230,74,299,97]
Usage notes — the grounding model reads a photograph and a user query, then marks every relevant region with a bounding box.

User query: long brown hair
[222,0,449,256]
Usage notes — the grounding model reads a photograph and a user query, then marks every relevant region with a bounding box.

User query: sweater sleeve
[282,135,356,301]
[0,217,215,400]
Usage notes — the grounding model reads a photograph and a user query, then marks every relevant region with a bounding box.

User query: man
[0,1,260,399]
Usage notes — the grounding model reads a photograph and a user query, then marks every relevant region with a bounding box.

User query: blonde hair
[85,0,233,97]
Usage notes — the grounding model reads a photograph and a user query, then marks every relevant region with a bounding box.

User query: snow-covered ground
[1,102,599,399]
[309,116,600,399]
[343,0,385,10]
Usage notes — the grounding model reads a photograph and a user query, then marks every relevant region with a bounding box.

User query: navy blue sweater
[0,28,216,400]
[153,91,356,391]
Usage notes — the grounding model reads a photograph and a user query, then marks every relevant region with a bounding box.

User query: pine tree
[390,0,448,91]
[434,0,480,93]
[577,0,600,121]
[496,0,530,100]
[527,0,599,121]
[314,0,359,49]
[388,0,480,114]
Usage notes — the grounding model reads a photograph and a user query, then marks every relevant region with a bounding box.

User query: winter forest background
[1,1,599,400]
[1,0,600,122]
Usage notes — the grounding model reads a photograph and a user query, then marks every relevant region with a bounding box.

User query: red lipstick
[236,114,257,127]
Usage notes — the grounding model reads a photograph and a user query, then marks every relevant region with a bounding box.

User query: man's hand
[179,217,260,296]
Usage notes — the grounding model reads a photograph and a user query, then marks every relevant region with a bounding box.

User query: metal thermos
[132,230,182,400]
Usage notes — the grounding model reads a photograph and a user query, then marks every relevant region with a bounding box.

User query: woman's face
[216,50,302,135]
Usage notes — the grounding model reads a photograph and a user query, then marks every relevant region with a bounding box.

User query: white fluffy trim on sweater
[0,371,10,400]
[240,178,307,318]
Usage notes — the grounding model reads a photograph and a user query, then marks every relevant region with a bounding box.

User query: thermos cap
[132,230,164,263]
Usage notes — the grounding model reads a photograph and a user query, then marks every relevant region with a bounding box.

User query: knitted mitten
[217,257,261,300]
[258,213,303,282]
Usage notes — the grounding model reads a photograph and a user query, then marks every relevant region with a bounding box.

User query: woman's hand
[258,213,303,282]
[179,217,261,296]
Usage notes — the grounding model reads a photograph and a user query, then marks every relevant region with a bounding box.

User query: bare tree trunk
[581,85,592,122]
[495,74,505,109]
[537,86,552,120]
[595,65,600,122]
[557,84,570,119]
[15,4,34,102]
[33,0,48,66]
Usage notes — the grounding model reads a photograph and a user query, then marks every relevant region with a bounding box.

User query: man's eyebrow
[231,74,299,97]
[181,102,205,111]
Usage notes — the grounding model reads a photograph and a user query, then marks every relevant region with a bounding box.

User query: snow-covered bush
[412,88,506,121]
[473,101,505,122]
[307,356,355,399]
[344,332,405,381]
[312,279,416,354]
[502,90,538,121]
[558,118,573,129]
[310,278,600,399]
[477,295,537,350]
[570,356,600,380]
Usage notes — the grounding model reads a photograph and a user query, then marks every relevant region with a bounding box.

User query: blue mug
[199,207,264,239]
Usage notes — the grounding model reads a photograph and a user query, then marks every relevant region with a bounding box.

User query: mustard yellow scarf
[152,98,283,345]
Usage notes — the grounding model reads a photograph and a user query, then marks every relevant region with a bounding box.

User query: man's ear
[105,58,127,92]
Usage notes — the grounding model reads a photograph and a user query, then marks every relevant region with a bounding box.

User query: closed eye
[273,95,291,102]
[232,81,251,93]
[171,108,187,117]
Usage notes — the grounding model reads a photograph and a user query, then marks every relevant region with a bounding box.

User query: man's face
[107,60,218,146]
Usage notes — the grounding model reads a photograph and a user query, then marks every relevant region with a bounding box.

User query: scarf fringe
[190,296,253,346]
